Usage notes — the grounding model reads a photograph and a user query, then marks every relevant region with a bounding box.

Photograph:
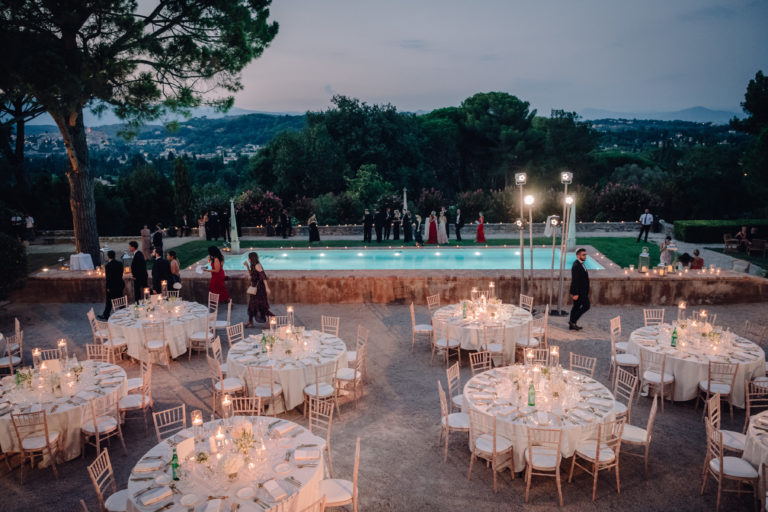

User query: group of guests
[657,235,705,269]
[197,211,230,242]
[263,210,293,239]
[358,207,485,245]
[733,225,760,252]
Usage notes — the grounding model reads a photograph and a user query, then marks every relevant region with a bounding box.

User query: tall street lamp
[524,194,535,294]
[548,215,560,308]
[551,171,573,316]
[515,172,527,295]
[556,195,575,315]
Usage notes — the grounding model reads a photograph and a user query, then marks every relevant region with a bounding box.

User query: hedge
[674,219,768,243]
[0,233,27,299]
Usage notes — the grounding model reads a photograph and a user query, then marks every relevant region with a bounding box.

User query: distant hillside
[579,106,740,125]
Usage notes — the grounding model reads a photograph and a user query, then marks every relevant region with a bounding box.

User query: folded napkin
[263,480,287,501]
[294,448,321,461]
[273,422,297,436]
[472,393,494,400]
[572,409,594,421]
[100,378,122,386]
[177,437,195,461]
[581,382,602,391]
[140,486,172,506]
[204,499,222,512]
[587,397,612,408]
[134,460,165,473]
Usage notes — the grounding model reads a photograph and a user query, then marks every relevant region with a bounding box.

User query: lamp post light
[515,172,527,294]
[524,194,535,293]
[556,195,575,316]
[548,216,560,308]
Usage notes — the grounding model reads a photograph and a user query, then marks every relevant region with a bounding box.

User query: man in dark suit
[454,208,464,241]
[362,209,373,243]
[402,210,412,243]
[129,241,148,303]
[151,248,173,294]
[569,248,590,330]
[383,208,392,240]
[98,250,124,320]
[373,209,385,243]
[152,224,163,254]
[279,209,290,239]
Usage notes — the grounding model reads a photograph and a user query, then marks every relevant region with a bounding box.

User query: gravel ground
[1,301,767,511]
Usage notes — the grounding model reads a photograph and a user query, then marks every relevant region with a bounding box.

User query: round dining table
[433,303,532,362]
[109,299,210,362]
[0,359,127,461]
[626,324,765,407]
[226,329,348,411]
[463,365,616,472]
[126,416,325,512]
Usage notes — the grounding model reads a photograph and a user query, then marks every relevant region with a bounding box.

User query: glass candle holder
[222,394,232,420]
[143,287,150,302]
[32,348,42,369]
[58,338,68,364]
[287,306,294,327]
[161,280,168,299]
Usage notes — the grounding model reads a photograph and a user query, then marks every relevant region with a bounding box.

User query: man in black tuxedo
[152,224,163,254]
[373,209,385,243]
[98,250,124,320]
[569,248,590,330]
[454,208,464,241]
[129,241,148,303]
[402,210,412,243]
[181,214,190,237]
[383,208,392,240]
[151,248,173,294]
[362,209,373,243]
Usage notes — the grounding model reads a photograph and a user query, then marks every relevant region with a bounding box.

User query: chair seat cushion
[709,456,758,479]
[517,337,539,348]
[107,338,127,347]
[21,430,60,451]
[722,429,746,452]
[451,394,463,409]
[0,355,22,367]
[336,367,361,381]
[621,424,648,444]
[644,370,674,384]
[146,339,165,350]
[95,330,109,338]
[575,440,615,463]
[753,376,768,389]
[414,324,433,333]
[125,377,143,392]
[104,488,128,512]
[347,350,357,363]
[215,320,229,329]
[82,415,119,435]
[614,401,628,416]
[441,412,469,430]
[189,331,213,341]
[119,394,148,410]
[304,382,334,397]
[214,378,244,393]
[319,478,354,505]
[219,363,228,375]
[615,341,629,352]
[524,446,559,469]
[613,353,639,366]
[9,343,20,353]
[435,338,460,349]
[485,343,503,354]
[252,383,283,398]
[475,433,513,453]
[699,380,731,395]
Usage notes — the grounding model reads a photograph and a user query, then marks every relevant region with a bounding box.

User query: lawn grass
[26,252,71,273]
[170,236,650,269]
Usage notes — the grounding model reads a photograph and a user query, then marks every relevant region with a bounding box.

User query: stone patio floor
[1,301,767,511]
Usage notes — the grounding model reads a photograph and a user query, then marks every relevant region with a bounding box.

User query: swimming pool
[221,248,604,271]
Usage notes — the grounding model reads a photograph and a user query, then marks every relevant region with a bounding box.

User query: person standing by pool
[308,214,320,243]
[437,211,449,244]
[374,208,385,243]
[244,252,273,327]
[204,246,230,302]
[362,209,373,243]
[402,210,412,243]
[426,211,438,244]
[393,209,401,240]
[414,214,423,245]
[384,207,392,240]
[454,208,464,241]
[168,250,181,287]
[476,213,486,243]
[569,248,590,330]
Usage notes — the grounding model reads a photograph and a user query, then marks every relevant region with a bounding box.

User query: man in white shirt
[637,208,653,243]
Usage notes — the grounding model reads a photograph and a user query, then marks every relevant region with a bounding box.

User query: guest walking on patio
[205,246,230,302]
[244,252,273,327]
[99,250,124,320]
[569,248,590,330]
[128,241,148,304]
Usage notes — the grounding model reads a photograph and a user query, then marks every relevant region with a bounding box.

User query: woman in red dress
[205,246,231,302]
[476,212,486,243]
[427,211,438,244]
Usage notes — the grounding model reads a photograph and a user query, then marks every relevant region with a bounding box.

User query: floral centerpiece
[219,453,244,480]
[233,429,256,457]
[71,365,84,382]
[14,368,34,389]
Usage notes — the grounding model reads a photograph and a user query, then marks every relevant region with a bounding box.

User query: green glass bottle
[171,447,179,481]
[671,327,678,348]
[261,334,267,353]
[462,301,467,319]
[527,381,535,407]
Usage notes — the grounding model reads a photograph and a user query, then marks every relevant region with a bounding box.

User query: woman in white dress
[198,215,206,239]
[437,212,449,244]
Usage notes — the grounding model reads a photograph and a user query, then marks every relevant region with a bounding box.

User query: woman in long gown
[393,210,401,240]
[243,252,273,327]
[204,246,230,302]
[198,216,206,239]
[308,214,320,243]
[476,212,486,243]
[437,212,449,244]
[168,250,181,286]
[426,212,438,244]
[414,215,423,246]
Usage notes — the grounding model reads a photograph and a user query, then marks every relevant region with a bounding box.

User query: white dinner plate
[273,463,291,474]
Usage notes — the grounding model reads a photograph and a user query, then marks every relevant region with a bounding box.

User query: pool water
[222,248,604,271]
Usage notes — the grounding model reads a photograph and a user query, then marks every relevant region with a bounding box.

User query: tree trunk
[52,107,101,267]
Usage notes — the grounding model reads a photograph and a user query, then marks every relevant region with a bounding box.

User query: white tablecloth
[70,253,94,271]
[433,304,532,362]
[627,324,765,407]
[227,330,347,411]
[109,300,209,362]
[126,417,324,512]
[0,361,127,461]
[463,365,616,472]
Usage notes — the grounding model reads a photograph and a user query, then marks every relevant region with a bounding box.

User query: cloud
[677,5,736,21]
[323,84,337,96]
[398,39,428,50]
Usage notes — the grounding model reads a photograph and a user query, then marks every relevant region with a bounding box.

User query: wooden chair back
[519,293,534,313]
[321,315,340,336]
[111,296,128,311]
[152,404,186,443]
[569,353,597,378]
[643,308,665,326]
[426,294,441,312]
[226,322,244,348]
[87,449,117,512]
[469,351,492,375]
